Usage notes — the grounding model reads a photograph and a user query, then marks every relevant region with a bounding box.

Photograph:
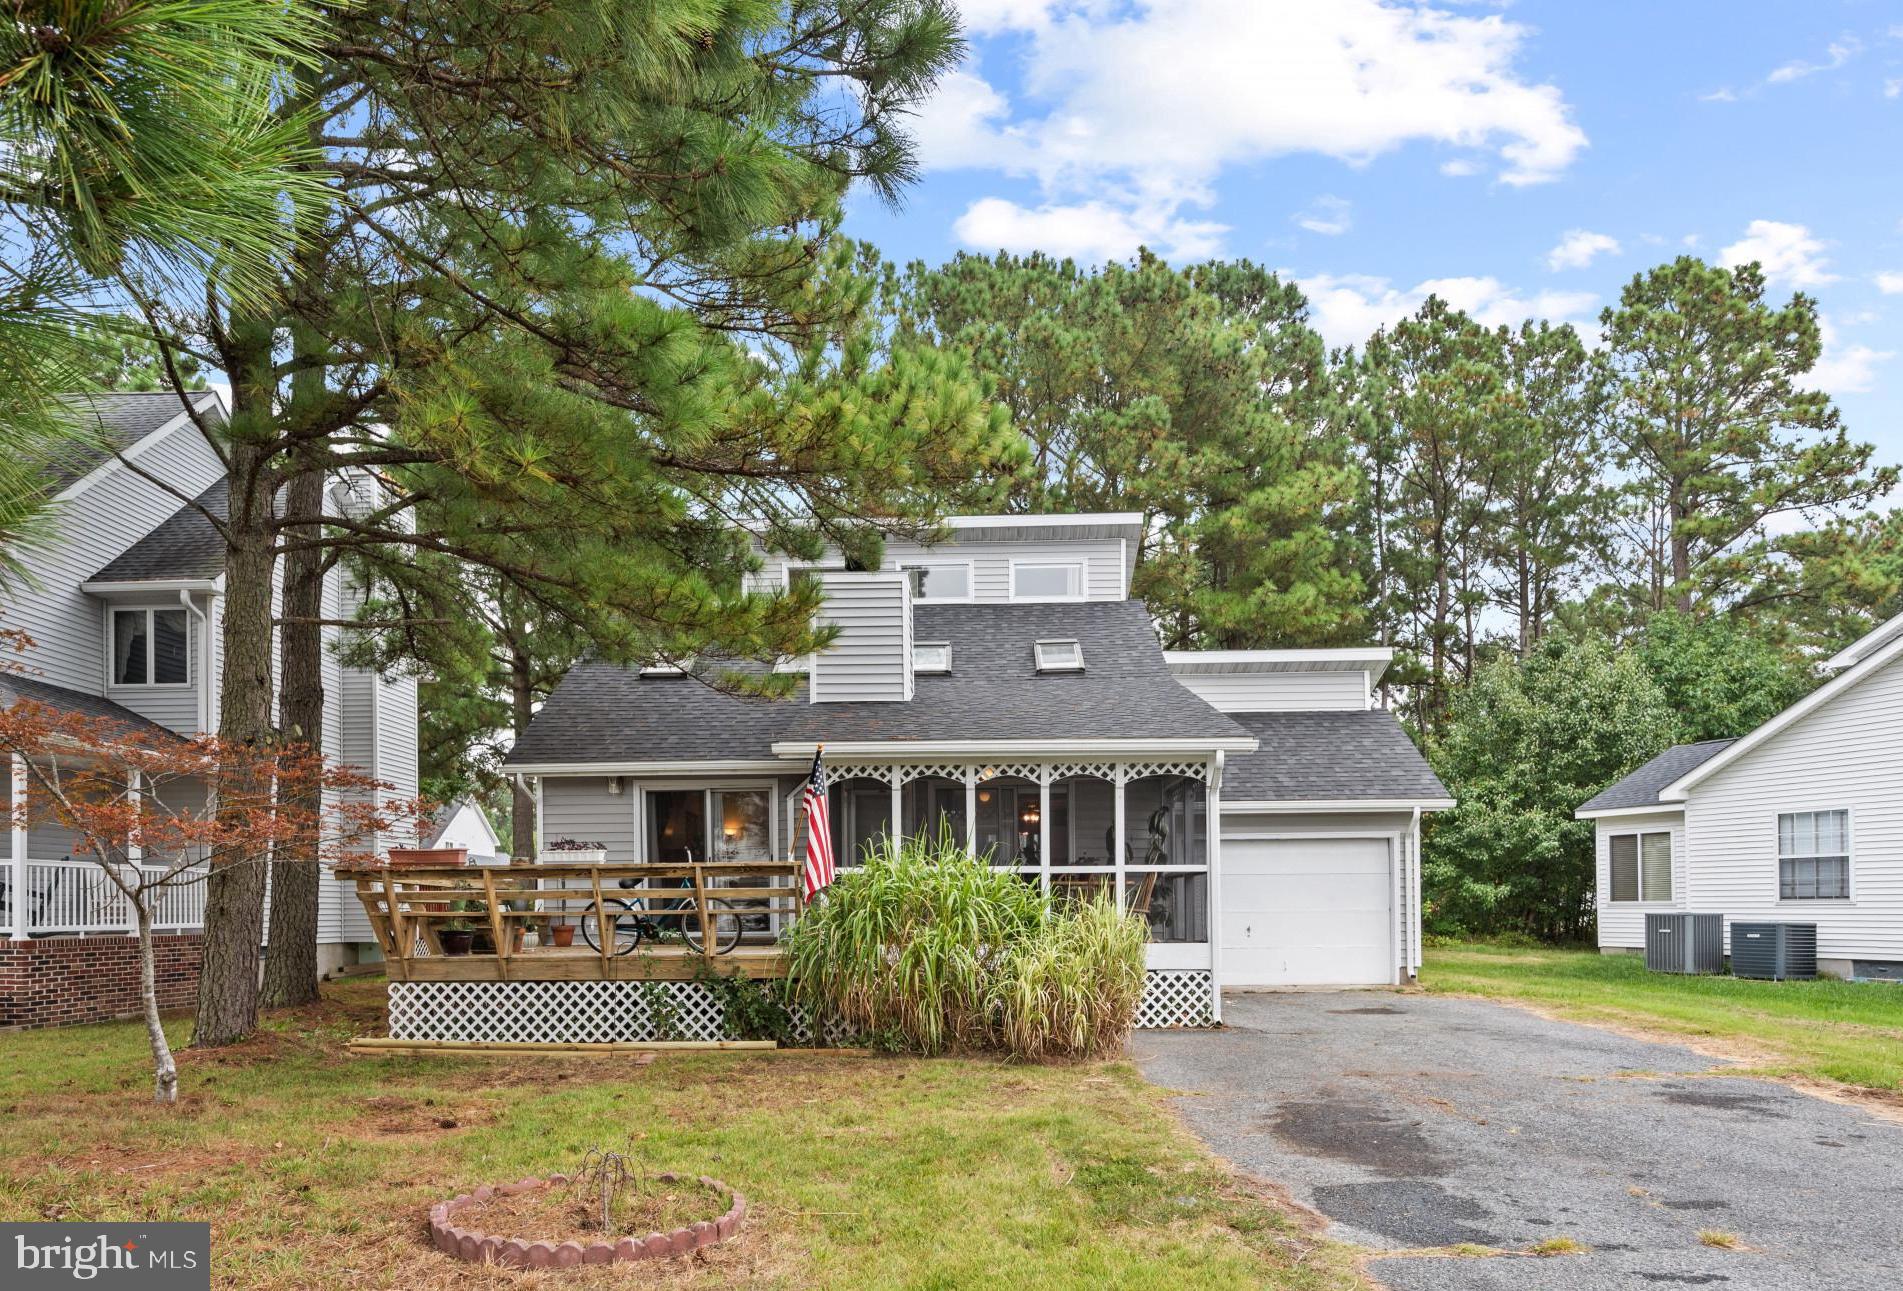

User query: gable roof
[1575,739,1737,815]
[1220,710,1450,806]
[423,798,499,850]
[504,600,1255,769]
[46,390,221,492]
[88,477,227,584]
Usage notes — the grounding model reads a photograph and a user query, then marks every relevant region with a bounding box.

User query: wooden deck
[349,860,800,983]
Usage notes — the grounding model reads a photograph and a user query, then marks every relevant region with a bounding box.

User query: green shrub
[783,826,1148,1060]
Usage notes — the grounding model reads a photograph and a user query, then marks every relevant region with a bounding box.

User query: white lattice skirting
[386,971,1215,1044]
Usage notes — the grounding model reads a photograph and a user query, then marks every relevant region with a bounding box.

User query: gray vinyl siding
[749,535,1129,602]
[1173,670,1369,713]
[810,573,913,703]
[1679,652,1903,962]
[0,420,224,699]
[540,777,637,859]
[1592,811,1687,949]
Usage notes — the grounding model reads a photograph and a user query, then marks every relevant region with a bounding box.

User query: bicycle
[577,877,742,956]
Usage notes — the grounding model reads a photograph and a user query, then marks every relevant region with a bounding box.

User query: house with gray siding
[2,391,419,1013]
[506,512,1451,1024]
[1579,611,1903,979]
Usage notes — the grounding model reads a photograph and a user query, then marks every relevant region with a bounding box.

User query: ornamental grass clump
[783,825,1148,1060]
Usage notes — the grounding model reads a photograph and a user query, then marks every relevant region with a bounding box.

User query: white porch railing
[0,858,208,937]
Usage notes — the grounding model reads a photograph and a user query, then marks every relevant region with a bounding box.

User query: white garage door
[1220,837,1394,986]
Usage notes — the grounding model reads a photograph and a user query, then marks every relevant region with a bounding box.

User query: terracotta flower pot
[551,925,576,948]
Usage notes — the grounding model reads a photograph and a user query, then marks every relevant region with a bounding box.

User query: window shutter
[1609,835,1638,902]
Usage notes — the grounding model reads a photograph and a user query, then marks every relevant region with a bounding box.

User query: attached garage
[1219,837,1397,986]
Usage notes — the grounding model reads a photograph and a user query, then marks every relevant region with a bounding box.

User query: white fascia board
[769,737,1258,758]
[55,392,224,503]
[82,577,224,595]
[1221,797,1455,814]
[1659,629,1903,800]
[1823,609,1903,670]
[506,760,795,777]
[1164,647,1393,685]
[1574,803,1686,821]
[947,511,1144,531]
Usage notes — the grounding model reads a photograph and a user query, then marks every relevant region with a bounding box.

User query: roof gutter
[1221,797,1456,813]
[1573,802,1685,821]
[82,577,223,595]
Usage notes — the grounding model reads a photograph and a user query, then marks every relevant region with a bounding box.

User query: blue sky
[844,0,1903,468]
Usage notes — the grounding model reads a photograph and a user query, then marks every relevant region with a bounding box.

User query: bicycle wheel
[578,899,642,955]
[682,898,744,955]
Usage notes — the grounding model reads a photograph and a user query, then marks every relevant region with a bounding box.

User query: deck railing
[0,858,209,937]
[348,861,802,982]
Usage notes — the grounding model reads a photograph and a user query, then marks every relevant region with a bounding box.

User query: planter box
[539,848,608,865]
[386,847,471,868]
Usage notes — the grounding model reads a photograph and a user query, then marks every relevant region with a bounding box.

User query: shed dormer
[808,570,914,703]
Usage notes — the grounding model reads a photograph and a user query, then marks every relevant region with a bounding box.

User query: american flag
[801,746,835,900]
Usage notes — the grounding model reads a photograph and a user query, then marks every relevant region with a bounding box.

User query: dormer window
[1012,561,1084,601]
[640,660,688,676]
[1034,639,1084,673]
[901,563,973,603]
[913,642,951,673]
[111,608,189,686]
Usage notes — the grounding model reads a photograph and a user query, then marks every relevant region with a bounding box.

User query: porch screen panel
[1122,775,1205,867]
[829,778,892,867]
[901,776,966,849]
[1127,871,1208,942]
[1062,777,1116,867]
[973,778,1039,867]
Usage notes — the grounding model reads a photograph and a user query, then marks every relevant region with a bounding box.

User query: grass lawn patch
[1424,944,1903,1093]
[0,980,1363,1290]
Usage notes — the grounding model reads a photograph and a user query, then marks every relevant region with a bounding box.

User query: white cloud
[1876,271,1903,295]
[1293,195,1352,236]
[1297,271,1597,350]
[1438,157,1482,177]
[1766,37,1860,84]
[1811,315,1892,395]
[1719,220,1839,288]
[1545,229,1620,271]
[920,0,1586,263]
[952,196,1228,262]
[1886,78,1902,99]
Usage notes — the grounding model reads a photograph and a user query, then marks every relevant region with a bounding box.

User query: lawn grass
[1424,943,1903,1091]
[0,981,1363,1290]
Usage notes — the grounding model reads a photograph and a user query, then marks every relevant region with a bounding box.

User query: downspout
[178,590,210,734]
[1409,806,1423,981]
[1208,750,1224,1025]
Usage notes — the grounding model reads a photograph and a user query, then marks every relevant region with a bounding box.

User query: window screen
[112,610,148,686]
[151,609,188,684]
[1778,810,1849,899]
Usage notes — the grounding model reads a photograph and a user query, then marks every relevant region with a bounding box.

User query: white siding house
[1579,612,1903,977]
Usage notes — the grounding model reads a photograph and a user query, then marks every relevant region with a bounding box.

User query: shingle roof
[1576,739,1737,814]
[0,673,184,742]
[504,600,1255,766]
[88,477,227,583]
[1220,710,1450,803]
[45,390,220,491]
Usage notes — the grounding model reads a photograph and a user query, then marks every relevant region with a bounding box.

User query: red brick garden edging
[429,1172,746,1268]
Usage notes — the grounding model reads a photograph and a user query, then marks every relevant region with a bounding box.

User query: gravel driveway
[1133,992,1902,1291]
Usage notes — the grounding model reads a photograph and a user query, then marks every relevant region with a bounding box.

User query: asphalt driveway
[1133,992,1903,1291]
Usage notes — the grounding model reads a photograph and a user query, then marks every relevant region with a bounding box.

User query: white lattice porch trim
[820,760,1213,786]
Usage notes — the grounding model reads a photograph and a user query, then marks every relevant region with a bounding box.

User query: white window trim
[1775,807,1854,903]
[899,561,974,604]
[912,642,951,673]
[636,780,780,865]
[1606,829,1673,905]
[1034,639,1085,673]
[105,604,193,690]
[1010,559,1086,602]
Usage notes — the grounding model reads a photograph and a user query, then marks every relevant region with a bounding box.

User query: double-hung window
[1778,810,1850,900]
[1608,831,1672,903]
[111,608,189,686]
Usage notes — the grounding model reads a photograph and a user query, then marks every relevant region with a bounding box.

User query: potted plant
[550,919,576,948]
[540,837,609,865]
[387,844,471,868]
[440,914,475,956]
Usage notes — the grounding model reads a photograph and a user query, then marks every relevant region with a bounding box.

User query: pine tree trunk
[193,347,279,1048]
[261,465,325,1007]
[511,646,536,861]
[137,903,179,1104]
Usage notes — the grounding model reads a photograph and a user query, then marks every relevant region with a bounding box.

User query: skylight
[1034,639,1084,673]
[913,642,951,673]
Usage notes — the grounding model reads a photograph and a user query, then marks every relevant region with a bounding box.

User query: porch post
[1037,770,1051,895]
[11,754,29,940]
[964,768,977,857]
[1112,766,1126,909]
[1207,754,1223,1024]
[889,770,903,850]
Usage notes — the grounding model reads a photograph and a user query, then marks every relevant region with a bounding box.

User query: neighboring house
[1578,610,1903,979]
[1,391,419,1027]
[423,797,506,865]
[505,512,1451,1024]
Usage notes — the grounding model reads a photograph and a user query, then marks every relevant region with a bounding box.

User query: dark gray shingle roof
[505,600,1254,766]
[46,391,220,491]
[0,673,183,741]
[1221,710,1449,803]
[89,477,227,583]
[1576,739,1737,813]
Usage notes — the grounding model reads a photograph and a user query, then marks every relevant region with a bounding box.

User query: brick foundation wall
[0,934,204,1030]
